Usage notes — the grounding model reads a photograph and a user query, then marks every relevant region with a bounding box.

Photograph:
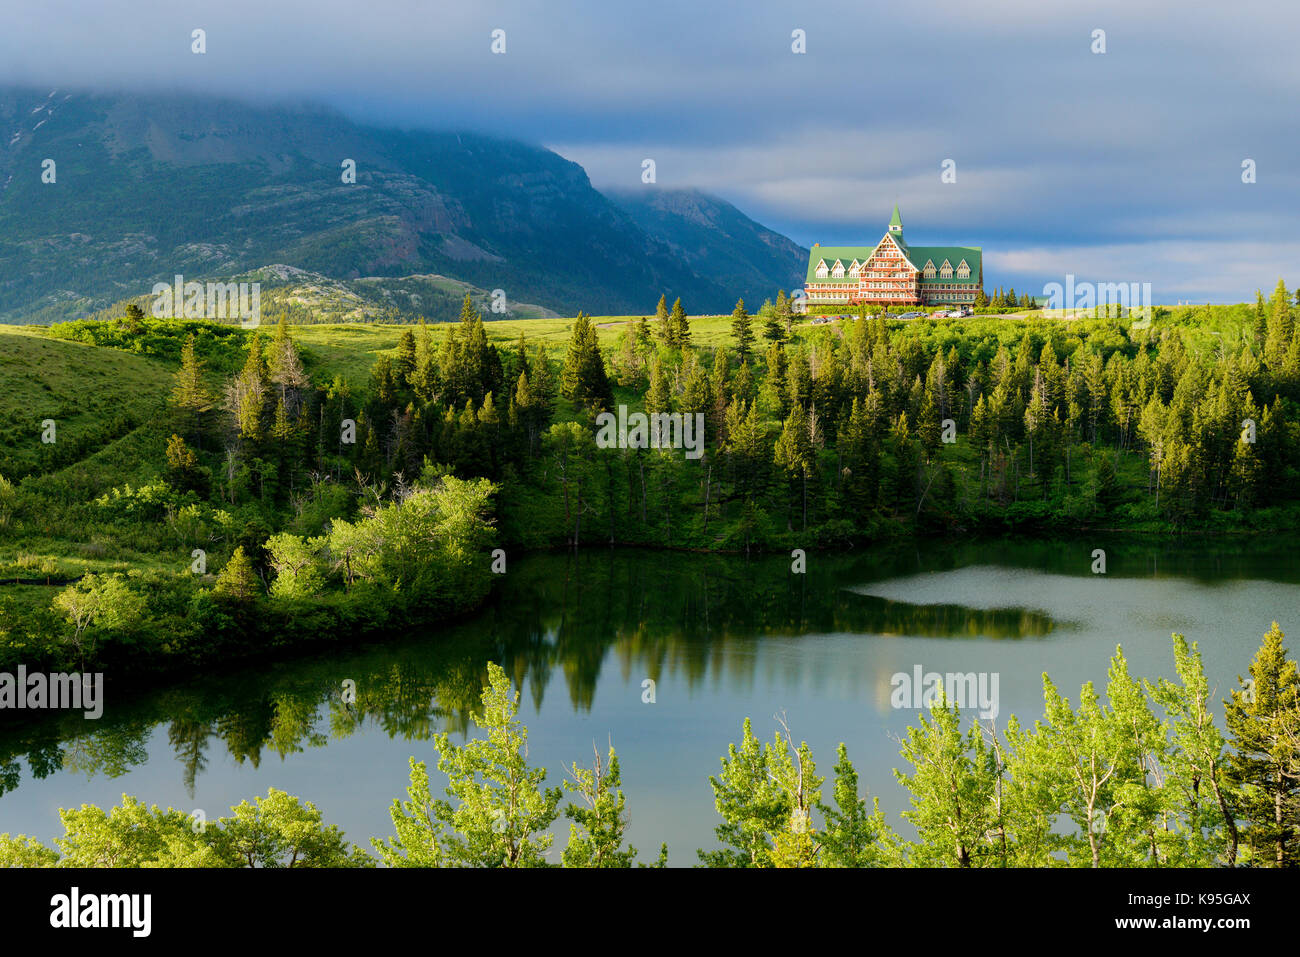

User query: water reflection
[1,536,1295,800]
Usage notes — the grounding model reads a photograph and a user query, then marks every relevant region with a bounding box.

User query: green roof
[909,246,983,285]
[805,247,875,284]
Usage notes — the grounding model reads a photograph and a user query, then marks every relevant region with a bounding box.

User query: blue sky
[3,0,1297,303]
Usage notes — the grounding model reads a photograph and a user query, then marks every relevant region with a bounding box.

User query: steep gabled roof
[908,245,982,284]
[805,246,875,284]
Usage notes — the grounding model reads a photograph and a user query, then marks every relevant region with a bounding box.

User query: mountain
[605,188,807,310]
[81,267,561,328]
[0,87,806,324]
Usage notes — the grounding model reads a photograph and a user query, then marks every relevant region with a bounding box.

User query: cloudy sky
[3,0,1296,302]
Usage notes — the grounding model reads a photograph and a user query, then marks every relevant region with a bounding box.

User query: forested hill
[0,87,807,324]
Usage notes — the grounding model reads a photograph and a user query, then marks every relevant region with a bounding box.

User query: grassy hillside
[289,313,745,383]
[0,325,172,481]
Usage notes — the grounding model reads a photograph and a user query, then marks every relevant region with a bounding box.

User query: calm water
[2,537,1297,864]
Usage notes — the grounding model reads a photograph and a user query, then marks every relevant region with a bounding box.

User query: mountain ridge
[0,86,807,324]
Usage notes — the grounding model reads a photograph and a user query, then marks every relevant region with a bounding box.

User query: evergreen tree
[561,312,613,412]
[775,289,795,339]
[645,355,671,417]
[1265,280,1294,368]
[1225,622,1300,866]
[669,297,690,348]
[214,546,260,602]
[730,298,755,360]
[268,317,309,420]
[412,320,439,401]
[394,328,417,386]
[170,333,213,447]
[1253,291,1269,350]
[773,404,815,531]
[762,301,784,343]
[653,295,670,343]
[228,332,267,443]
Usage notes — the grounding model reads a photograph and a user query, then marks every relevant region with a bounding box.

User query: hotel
[804,206,983,308]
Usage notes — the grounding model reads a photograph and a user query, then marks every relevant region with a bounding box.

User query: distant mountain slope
[0,87,804,324]
[80,267,559,328]
[606,188,807,309]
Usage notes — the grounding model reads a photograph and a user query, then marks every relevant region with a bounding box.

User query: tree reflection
[0,543,1090,797]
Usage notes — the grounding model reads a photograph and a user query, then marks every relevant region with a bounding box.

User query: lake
[2,536,1296,864]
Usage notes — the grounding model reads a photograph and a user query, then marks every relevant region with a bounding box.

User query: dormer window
[940,260,953,279]
[923,260,936,279]
[956,260,970,279]
[831,260,845,278]
[848,260,861,276]
[815,259,828,278]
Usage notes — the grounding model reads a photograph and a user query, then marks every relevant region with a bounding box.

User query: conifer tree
[171,333,213,448]
[1252,291,1268,349]
[730,298,754,360]
[214,545,260,602]
[1225,622,1300,866]
[653,295,670,343]
[645,356,671,417]
[268,317,309,420]
[775,289,795,339]
[561,312,613,412]
[228,332,267,443]
[669,297,690,348]
[412,320,438,401]
[1265,280,1294,368]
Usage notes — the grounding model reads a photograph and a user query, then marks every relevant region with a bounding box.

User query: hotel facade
[804,206,983,308]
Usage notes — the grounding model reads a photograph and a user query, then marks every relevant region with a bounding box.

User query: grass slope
[0,325,172,481]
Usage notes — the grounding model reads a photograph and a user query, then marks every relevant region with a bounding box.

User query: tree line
[6,284,1299,680]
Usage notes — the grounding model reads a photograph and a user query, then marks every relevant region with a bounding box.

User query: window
[923,260,936,279]
[832,260,845,278]
[956,260,970,279]
[940,260,953,279]
[815,259,828,278]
